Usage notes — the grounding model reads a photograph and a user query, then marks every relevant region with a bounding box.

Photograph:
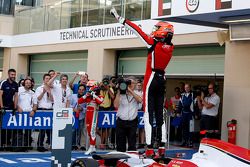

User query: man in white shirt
[17,79,37,114]
[48,70,60,85]
[16,78,37,151]
[35,74,53,152]
[114,76,142,152]
[47,72,71,109]
[197,82,220,131]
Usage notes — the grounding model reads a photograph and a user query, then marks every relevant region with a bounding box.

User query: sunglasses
[62,90,66,103]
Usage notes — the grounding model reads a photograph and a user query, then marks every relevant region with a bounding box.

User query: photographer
[99,78,115,110]
[114,77,142,152]
[99,77,115,149]
[197,82,220,132]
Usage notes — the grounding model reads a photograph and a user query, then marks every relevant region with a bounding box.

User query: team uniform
[51,84,71,110]
[17,86,37,150]
[35,84,53,151]
[0,79,18,147]
[78,81,103,155]
[111,7,174,156]
[117,20,173,147]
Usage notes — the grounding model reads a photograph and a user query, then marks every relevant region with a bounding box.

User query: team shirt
[35,84,53,109]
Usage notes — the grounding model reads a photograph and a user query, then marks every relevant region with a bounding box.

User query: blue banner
[1,111,145,129]
[97,111,144,128]
[1,111,79,129]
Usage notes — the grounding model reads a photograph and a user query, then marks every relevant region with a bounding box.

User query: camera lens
[112,79,117,84]
[103,81,109,85]
[119,82,127,90]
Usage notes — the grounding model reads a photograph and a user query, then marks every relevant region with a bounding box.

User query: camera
[111,78,117,85]
[117,77,131,94]
[193,85,208,97]
[102,78,109,86]
[100,78,109,90]
[78,71,86,75]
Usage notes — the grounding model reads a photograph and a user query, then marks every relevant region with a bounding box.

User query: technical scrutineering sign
[51,108,73,167]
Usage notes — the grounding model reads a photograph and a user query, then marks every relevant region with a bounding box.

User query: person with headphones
[197,82,220,131]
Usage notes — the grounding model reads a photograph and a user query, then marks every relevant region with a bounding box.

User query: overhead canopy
[151,0,250,28]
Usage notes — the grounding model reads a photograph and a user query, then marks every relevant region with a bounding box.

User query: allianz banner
[1,111,144,129]
[97,111,144,128]
[1,111,79,129]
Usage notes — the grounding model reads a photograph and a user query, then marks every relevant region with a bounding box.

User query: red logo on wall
[215,0,232,10]
[158,0,171,16]
[186,0,200,13]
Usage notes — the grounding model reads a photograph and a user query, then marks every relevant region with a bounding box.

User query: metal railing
[1,110,167,152]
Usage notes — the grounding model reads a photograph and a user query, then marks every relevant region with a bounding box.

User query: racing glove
[110,7,125,24]
[91,91,98,99]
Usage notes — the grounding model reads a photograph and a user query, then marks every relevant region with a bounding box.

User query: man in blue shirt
[0,69,18,150]
[69,72,89,94]
[70,84,87,151]
[178,83,195,147]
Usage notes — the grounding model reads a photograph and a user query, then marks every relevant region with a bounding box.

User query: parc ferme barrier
[0,110,148,151]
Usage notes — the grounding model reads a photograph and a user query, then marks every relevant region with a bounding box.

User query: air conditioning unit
[230,23,250,41]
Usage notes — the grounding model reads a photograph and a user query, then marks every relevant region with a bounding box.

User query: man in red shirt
[111,7,174,156]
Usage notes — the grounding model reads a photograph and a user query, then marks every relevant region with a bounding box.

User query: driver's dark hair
[78,84,86,90]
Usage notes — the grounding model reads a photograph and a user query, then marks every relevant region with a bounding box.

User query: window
[0,0,15,15]
[16,0,37,6]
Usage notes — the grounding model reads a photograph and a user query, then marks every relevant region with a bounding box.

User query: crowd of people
[0,68,220,155]
[166,82,220,148]
[0,68,145,154]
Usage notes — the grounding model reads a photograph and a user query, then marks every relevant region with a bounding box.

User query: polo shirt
[18,88,37,112]
[51,84,71,109]
[53,79,60,85]
[35,84,53,109]
[0,79,18,109]
[116,90,142,121]
[202,93,220,117]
